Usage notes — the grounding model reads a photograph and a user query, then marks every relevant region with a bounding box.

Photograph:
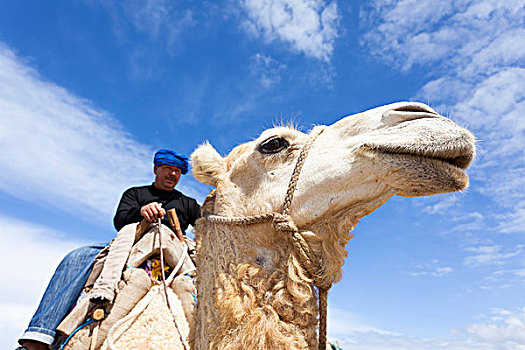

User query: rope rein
[205,126,330,350]
[157,219,190,350]
[106,222,191,350]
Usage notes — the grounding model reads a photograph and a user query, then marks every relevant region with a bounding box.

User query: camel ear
[191,141,226,186]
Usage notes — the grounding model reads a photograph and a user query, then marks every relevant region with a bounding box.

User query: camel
[59,101,475,350]
[190,101,475,349]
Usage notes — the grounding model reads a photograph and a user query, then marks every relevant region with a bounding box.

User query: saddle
[56,221,196,350]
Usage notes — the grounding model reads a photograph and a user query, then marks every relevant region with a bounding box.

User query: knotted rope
[206,126,331,350]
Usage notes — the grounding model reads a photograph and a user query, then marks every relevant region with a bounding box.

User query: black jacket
[113,184,200,233]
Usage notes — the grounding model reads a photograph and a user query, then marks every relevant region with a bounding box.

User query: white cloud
[0,44,207,224]
[497,208,525,234]
[329,307,525,350]
[360,0,457,71]
[328,307,388,336]
[434,267,453,276]
[464,244,525,267]
[249,53,286,88]
[514,269,525,277]
[121,0,170,39]
[1,303,35,348]
[361,0,524,72]
[0,43,157,221]
[407,259,453,277]
[0,215,86,347]
[89,0,198,81]
[420,195,459,215]
[335,331,484,350]
[461,28,525,77]
[98,0,196,44]
[451,212,486,233]
[466,307,525,349]
[239,0,340,61]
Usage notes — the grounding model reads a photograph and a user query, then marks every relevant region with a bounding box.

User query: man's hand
[140,202,166,222]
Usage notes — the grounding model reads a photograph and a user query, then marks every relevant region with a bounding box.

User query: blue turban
[153,149,189,175]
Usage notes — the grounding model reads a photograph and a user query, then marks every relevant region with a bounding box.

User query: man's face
[154,164,182,191]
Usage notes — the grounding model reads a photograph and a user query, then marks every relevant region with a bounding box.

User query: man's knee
[60,244,106,268]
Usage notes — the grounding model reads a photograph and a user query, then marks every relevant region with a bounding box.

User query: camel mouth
[392,151,472,170]
[425,154,472,169]
[371,146,475,170]
[364,146,474,194]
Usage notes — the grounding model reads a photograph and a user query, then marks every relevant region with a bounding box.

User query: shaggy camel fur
[190,102,475,349]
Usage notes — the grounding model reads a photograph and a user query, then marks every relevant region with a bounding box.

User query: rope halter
[206,125,325,228]
[205,126,330,350]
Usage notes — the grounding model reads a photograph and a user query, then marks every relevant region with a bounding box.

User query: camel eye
[258,137,290,154]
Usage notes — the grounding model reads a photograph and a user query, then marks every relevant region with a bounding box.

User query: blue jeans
[18,243,108,347]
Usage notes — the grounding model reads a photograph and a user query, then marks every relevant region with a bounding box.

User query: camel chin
[376,151,471,197]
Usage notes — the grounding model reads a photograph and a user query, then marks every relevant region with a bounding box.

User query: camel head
[190,102,475,349]
[191,102,475,233]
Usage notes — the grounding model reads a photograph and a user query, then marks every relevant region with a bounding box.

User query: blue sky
[1,0,524,348]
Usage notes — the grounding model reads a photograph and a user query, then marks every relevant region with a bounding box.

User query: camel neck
[193,220,320,348]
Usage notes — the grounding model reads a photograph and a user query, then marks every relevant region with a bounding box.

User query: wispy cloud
[482,267,525,290]
[0,215,85,347]
[451,212,486,233]
[1,302,36,349]
[514,269,525,277]
[466,307,525,348]
[335,330,485,350]
[238,0,340,62]
[329,307,525,350]
[0,43,201,222]
[360,0,524,73]
[328,307,388,336]
[407,259,453,277]
[360,0,457,71]
[121,0,172,39]
[360,0,525,235]
[0,215,84,303]
[409,266,453,278]
[97,0,196,45]
[92,0,197,81]
[497,208,525,234]
[420,195,459,215]
[464,244,525,267]
[249,53,286,88]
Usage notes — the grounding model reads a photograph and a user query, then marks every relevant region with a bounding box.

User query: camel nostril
[382,104,439,125]
[391,104,438,114]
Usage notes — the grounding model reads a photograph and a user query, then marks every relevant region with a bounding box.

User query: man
[113,149,200,235]
[17,149,200,350]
